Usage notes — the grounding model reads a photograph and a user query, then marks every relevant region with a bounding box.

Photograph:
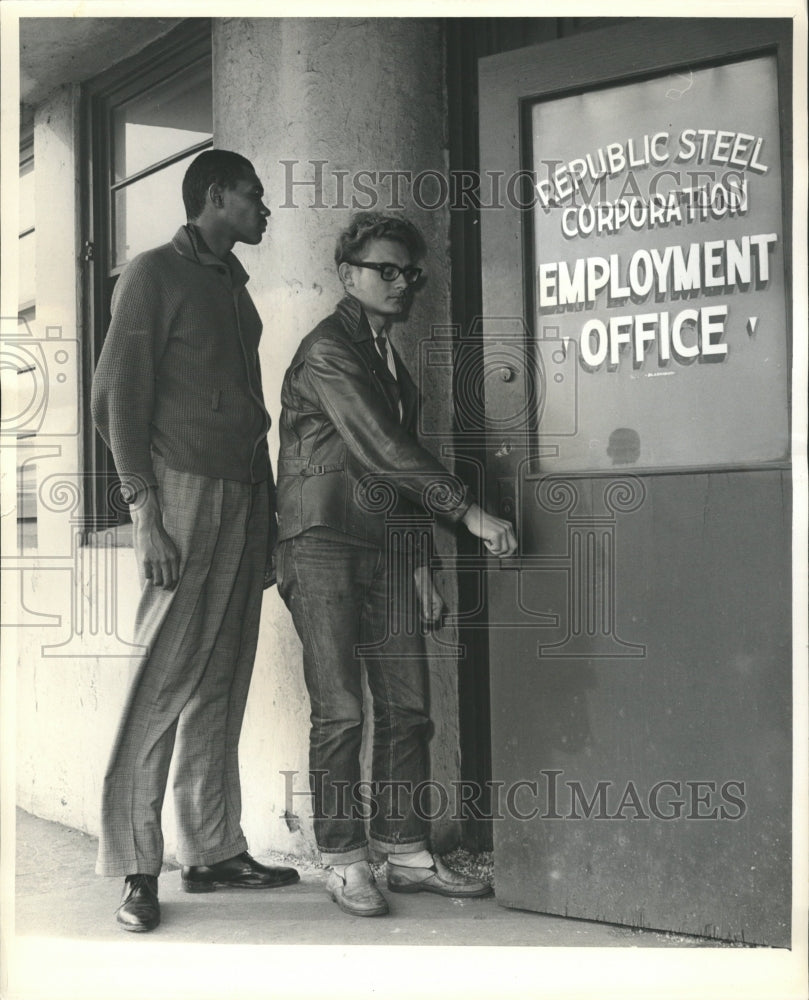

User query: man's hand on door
[462,503,518,557]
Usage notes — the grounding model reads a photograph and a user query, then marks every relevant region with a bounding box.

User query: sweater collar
[171,224,250,288]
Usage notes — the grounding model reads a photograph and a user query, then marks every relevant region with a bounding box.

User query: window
[83,20,212,530]
[109,54,213,271]
[17,134,38,551]
[19,139,36,316]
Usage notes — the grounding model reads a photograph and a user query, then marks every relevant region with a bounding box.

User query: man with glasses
[276,212,517,917]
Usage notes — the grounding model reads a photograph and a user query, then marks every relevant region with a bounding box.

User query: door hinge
[81,240,95,262]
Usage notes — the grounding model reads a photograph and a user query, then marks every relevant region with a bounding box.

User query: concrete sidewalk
[13,808,714,948]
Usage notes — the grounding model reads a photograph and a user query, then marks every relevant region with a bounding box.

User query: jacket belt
[278,457,345,477]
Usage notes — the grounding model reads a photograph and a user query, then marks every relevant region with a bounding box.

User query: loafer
[327,862,389,917]
[387,855,493,898]
[181,851,300,892]
[116,874,160,932]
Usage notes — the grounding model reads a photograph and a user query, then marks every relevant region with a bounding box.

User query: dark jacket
[91,225,271,498]
[276,295,470,547]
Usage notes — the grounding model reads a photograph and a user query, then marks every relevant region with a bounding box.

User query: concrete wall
[14,17,463,860]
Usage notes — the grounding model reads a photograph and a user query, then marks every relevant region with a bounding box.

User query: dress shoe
[387,855,493,898]
[116,874,160,932]
[327,861,389,917]
[181,851,300,892]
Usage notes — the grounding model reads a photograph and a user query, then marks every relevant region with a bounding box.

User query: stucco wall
[214,16,461,854]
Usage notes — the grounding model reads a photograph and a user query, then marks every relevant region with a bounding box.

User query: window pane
[112,152,198,268]
[20,156,35,233]
[112,59,212,182]
[17,462,38,552]
[19,231,36,308]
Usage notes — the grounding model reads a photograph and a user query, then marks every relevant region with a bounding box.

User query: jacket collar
[171,224,250,288]
[334,294,376,343]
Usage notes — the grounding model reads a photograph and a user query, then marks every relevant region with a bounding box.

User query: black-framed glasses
[349,261,423,285]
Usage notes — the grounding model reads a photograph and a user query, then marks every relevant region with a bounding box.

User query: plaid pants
[96,455,268,876]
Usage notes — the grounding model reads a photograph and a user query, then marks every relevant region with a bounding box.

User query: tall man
[92,149,298,933]
[276,212,518,917]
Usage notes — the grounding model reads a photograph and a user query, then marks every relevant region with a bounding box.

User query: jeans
[277,530,430,865]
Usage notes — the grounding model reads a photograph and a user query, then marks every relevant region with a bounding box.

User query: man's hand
[413,565,445,626]
[462,503,518,557]
[131,488,180,590]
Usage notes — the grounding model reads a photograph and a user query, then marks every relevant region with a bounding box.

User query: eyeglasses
[349,261,423,285]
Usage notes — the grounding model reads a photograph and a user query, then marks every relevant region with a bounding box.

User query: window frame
[81,19,212,532]
[18,131,36,315]
[16,126,38,551]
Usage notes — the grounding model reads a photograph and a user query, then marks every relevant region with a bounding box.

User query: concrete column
[214,17,462,854]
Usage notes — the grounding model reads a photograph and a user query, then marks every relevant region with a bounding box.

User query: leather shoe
[181,851,300,893]
[116,874,160,932]
[387,855,493,898]
[327,862,389,917]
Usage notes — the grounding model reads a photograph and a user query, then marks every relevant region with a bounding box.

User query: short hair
[335,212,427,267]
[182,149,255,219]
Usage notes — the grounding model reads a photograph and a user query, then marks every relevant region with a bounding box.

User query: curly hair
[334,212,427,267]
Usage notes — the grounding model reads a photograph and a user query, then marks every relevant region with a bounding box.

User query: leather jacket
[276,295,470,547]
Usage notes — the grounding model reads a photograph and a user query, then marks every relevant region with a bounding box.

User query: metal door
[478,18,793,945]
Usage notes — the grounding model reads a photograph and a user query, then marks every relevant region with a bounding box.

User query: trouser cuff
[176,834,248,868]
[319,844,369,867]
[96,859,162,878]
[370,836,430,857]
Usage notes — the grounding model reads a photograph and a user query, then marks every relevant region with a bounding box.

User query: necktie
[375,334,402,420]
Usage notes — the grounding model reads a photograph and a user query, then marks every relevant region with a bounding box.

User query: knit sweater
[91,225,271,498]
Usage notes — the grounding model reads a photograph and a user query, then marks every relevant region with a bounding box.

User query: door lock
[498,479,516,521]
